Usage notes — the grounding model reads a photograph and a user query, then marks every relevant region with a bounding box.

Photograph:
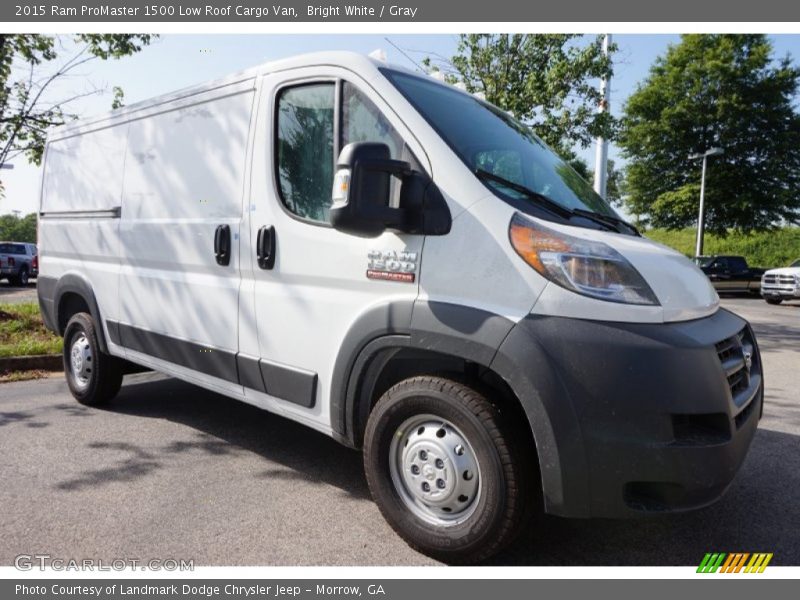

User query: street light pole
[689,147,724,257]
[696,154,708,257]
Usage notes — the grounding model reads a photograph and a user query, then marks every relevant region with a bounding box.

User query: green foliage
[646,227,800,268]
[426,34,616,159]
[0,212,36,242]
[571,156,624,206]
[620,34,800,233]
[0,302,62,358]
[0,34,154,179]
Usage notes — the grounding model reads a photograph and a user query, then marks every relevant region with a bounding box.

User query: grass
[0,302,63,359]
[645,227,800,268]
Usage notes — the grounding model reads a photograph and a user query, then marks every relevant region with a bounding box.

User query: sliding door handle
[256,225,276,270]
[214,224,231,266]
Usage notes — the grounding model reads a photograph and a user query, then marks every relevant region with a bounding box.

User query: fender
[38,273,110,354]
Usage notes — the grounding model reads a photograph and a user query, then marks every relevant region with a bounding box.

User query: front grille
[715,327,759,411]
[763,274,796,286]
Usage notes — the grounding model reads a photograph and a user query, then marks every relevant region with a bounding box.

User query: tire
[18,267,29,286]
[363,376,534,564]
[63,312,123,406]
[765,298,783,305]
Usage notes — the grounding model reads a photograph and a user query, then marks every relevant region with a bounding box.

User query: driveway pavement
[0,296,797,566]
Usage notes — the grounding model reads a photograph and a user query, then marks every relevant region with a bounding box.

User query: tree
[0,34,154,178]
[0,212,36,242]
[423,34,616,160]
[619,34,800,233]
[571,157,624,207]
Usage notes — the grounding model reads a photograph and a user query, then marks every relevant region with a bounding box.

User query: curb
[0,354,62,372]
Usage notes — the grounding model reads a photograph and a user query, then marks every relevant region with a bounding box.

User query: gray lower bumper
[491,308,762,519]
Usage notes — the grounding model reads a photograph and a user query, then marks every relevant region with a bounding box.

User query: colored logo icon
[697,553,773,573]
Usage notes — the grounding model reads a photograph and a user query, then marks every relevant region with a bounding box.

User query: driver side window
[276,83,335,223]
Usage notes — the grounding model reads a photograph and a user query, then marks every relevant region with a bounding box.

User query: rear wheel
[18,267,29,286]
[63,312,123,406]
[363,376,534,564]
[765,297,783,305]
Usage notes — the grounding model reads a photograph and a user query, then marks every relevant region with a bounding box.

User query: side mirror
[330,142,451,238]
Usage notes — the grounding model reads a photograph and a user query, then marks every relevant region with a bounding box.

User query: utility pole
[593,34,611,199]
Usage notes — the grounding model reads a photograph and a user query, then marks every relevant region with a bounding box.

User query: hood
[764,266,800,276]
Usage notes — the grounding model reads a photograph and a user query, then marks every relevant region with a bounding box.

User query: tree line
[0,212,35,242]
[425,33,799,232]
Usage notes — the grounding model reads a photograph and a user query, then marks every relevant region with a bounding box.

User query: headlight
[509,212,660,306]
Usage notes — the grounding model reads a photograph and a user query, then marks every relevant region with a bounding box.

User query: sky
[2,33,800,215]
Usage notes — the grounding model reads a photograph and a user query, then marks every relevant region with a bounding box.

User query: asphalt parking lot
[0,296,798,566]
[0,280,38,305]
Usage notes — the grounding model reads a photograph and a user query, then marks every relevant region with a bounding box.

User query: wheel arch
[49,273,109,354]
[330,300,576,514]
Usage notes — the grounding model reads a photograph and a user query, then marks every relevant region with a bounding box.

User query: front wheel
[363,376,534,564]
[63,312,123,406]
[765,297,783,305]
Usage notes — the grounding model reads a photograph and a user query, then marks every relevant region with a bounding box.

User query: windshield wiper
[570,207,640,237]
[475,169,572,219]
[475,169,635,234]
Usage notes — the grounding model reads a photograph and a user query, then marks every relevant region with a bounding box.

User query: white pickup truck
[761,259,800,304]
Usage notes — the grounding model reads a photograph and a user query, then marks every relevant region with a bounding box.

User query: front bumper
[761,285,800,299]
[492,308,762,519]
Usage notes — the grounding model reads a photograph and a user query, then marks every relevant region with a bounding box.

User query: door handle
[256,225,276,270]
[214,224,231,266]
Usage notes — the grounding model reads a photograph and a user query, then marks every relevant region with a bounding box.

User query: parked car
[0,241,37,286]
[695,255,765,294]
[760,259,800,304]
[36,51,763,564]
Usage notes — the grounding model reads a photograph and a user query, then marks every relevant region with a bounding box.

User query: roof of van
[48,51,415,139]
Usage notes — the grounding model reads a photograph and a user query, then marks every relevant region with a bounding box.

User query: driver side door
[238,68,429,432]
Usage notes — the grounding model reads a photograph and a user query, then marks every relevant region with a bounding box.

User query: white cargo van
[37,51,763,563]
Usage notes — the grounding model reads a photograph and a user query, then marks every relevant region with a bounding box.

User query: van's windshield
[384,69,619,221]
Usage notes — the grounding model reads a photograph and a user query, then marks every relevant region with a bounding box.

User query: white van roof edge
[46,51,392,140]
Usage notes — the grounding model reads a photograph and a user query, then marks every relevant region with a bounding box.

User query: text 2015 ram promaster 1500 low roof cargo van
[37,51,763,563]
